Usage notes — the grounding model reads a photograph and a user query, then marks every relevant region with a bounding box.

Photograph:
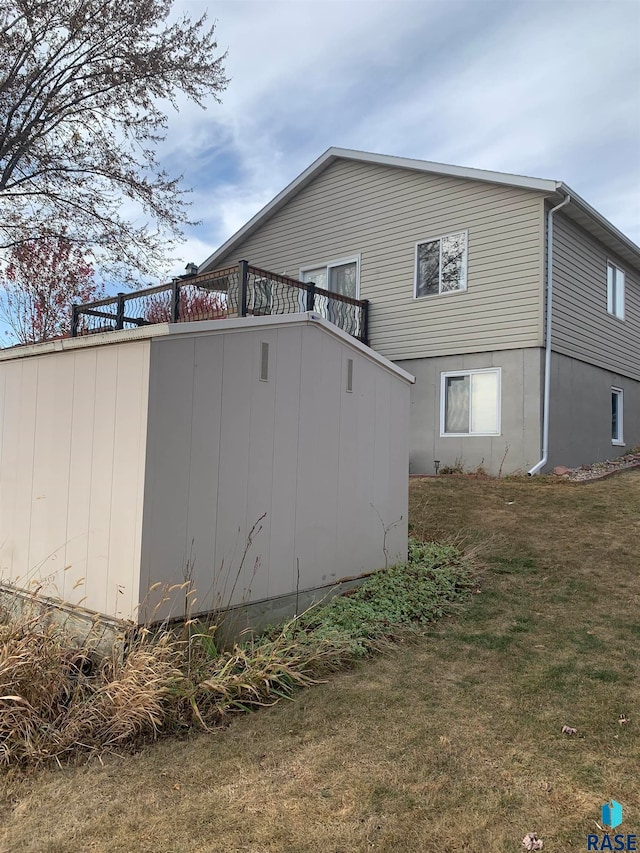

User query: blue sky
[159,0,640,275]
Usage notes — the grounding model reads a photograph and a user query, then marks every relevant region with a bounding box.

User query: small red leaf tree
[0,235,102,344]
[144,287,228,324]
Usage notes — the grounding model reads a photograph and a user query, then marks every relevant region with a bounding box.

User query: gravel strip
[556,451,640,482]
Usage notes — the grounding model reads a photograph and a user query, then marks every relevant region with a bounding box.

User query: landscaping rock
[560,450,640,482]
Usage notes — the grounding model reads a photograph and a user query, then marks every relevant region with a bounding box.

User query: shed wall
[0,341,150,620]
[139,322,409,622]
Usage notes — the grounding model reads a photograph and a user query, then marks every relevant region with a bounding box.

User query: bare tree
[0,0,228,277]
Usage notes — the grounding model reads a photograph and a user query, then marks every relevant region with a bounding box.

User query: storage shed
[0,313,413,629]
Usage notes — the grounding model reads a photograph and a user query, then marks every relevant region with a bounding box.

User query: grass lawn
[1,472,639,852]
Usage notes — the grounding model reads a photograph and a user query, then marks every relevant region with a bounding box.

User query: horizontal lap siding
[214,159,545,359]
[552,213,640,381]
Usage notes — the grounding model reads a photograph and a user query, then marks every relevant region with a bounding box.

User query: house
[0,314,412,630]
[198,148,640,476]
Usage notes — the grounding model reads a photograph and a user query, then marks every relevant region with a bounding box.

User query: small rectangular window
[346,358,354,393]
[260,341,269,381]
[607,262,625,319]
[612,387,624,445]
[441,369,500,436]
[415,231,467,298]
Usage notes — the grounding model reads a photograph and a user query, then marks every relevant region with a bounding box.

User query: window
[300,257,359,299]
[611,387,624,445]
[415,231,467,298]
[440,369,500,436]
[607,262,625,319]
[300,256,361,332]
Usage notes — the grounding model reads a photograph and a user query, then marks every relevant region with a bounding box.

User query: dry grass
[1,472,639,852]
[0,617,338,768]
[0,545,470,768]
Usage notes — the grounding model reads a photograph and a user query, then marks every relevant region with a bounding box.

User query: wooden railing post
[238,260,249,317]
[71,305,79,338]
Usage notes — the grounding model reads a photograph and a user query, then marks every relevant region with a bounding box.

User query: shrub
[286,541,474,657]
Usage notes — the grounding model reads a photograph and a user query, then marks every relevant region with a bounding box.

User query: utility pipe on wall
[528,192,571,476]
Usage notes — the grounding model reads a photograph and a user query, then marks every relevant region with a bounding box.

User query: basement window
[441,368,501,436]
[612,387,624,445]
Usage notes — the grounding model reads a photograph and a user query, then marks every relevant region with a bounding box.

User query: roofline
[199,148,561,273]
[325,148,560,192]
[555,182,640,266]
[0,312,416,384]
[199,147,640,274]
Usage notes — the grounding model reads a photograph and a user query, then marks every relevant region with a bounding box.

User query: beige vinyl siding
[213,159,546,359]
[551,213,640,381]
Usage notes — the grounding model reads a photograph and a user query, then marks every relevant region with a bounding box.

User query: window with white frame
[441,369,501,436]
[611,387,624,445]
[415,231,467,298]
[607,262,625,319]
[300,257,359,299]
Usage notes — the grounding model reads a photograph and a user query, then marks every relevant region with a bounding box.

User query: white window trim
[414,229,468,299]
[299,254,361,298]
[612,387,624,446]
[440,367,501,437]
[607,260,625,321]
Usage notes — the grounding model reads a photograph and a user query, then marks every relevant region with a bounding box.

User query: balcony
[71,261,369,345]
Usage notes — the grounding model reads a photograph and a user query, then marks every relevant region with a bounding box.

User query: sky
[158,0,640,276]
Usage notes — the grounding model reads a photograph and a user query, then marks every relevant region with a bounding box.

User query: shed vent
[260,342,269,381]
[346,358,354,393]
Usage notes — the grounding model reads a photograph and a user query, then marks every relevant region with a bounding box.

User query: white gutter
[528,192,571,475]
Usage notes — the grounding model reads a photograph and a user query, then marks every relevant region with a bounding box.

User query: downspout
[528,191,571,475]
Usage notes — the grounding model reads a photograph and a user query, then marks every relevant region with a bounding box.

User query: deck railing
[71,261,369,345]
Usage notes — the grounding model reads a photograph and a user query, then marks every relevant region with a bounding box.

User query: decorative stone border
[553,452,640,483]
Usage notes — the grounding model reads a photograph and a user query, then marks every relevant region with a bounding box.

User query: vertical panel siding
[186,334,225,610]
[0,342,150,621]
[141,322,410,622]
[213,159,546,359]
[551,212,640,380]
[269,327,303,596]
[245,329,278,602]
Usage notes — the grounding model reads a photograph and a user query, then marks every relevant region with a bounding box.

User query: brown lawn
[1,472,639,852]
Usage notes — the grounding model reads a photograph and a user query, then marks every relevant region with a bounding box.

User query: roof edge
[199,147,640,275]
[0,312,415,385]
[556,182,640,268]
[199,148,338,273]
[199,147,561,273]
[326,147,559,192]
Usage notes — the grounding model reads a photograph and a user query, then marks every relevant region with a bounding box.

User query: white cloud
[156,0,639,252]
